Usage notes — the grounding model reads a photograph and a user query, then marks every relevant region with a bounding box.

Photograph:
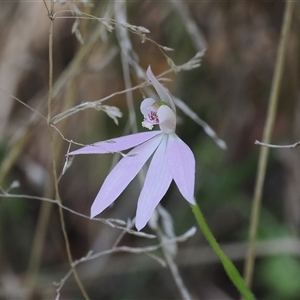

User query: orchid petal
[166,133,195,204]
[157,105,176,133]
[140,98,156,118]
[146,66,176,113]
[69,131,161,155]
[91,134,163,218]
[135,135,172,230]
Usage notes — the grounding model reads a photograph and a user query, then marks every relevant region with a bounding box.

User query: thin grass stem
[46,3,90,299]
[243,0,294,288]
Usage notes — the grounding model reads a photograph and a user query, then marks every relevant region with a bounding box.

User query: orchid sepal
[70,65,196,231]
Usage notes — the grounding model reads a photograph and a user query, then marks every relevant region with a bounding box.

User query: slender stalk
[243,0,294,288]
[46,3,89,299]
[50,138,89,300]
[191,204,255,300]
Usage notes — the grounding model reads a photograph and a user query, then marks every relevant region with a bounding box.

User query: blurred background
[0,1,300,299]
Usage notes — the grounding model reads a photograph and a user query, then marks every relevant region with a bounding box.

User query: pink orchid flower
[69,66,195,230]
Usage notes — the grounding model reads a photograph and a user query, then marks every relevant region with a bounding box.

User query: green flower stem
[191,203,255,300]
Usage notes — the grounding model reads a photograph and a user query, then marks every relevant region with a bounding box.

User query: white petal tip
[90,208,98,219]
[187,197,196,205]
[135,220,147,231]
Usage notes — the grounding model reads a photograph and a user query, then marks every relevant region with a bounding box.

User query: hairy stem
[191,203,255,300]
